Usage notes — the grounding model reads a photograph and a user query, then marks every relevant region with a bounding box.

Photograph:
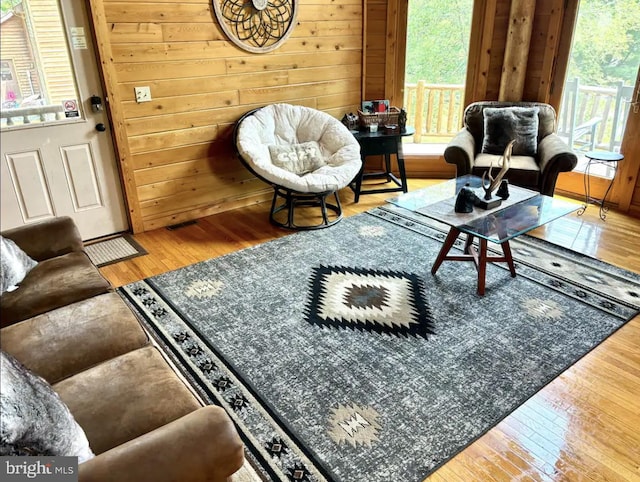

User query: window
[403,0,473,147]
[1,60,15,81]
[0,0,82,128]
[557,0,639,178]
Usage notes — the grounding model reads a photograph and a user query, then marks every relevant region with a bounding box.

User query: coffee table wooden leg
[432,229,513,295]
[502,240,517,277]
[477,238,488,295]
[463,233,474,253]
[432,227,460,275]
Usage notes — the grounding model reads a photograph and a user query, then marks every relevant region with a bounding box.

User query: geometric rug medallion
[304,265,434,339]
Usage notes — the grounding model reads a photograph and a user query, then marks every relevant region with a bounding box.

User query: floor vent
[166,220,198,231]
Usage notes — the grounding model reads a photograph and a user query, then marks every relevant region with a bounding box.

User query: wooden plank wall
[524,0,566,103]
[482,0,510,101]
[632,179,640,216]
[363,0,405,108]
[363,0,385,101]
[619,69,640,217]
[465,0,571,108]
[89,0,363,233]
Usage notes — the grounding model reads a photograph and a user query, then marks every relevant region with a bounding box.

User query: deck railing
[403,81,465,143]
[402,79,633,152]
[557,78,633,153]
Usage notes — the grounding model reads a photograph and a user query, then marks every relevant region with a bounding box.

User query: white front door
[0,0,127,240]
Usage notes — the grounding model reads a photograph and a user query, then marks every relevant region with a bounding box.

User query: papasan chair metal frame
[233,104,362,230]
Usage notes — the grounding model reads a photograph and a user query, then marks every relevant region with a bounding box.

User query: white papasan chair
[234,103,362,230]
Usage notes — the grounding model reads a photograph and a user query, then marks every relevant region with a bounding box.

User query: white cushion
[269,141,325,175]
[474,153,540,172]
[0,350,94,462]
[0,236,37,294]
[236,103,362,193]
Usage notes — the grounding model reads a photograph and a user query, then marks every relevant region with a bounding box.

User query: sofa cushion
[269,141,325,175]
[54,346,201,455]
[1,217,84,262]
[78,406,245,482]
[481,106,539,156]
[0,236,37,294]
[473,153,540,189]
[1,293,149,384]
[0,251,112,328]
[0,350,94,462]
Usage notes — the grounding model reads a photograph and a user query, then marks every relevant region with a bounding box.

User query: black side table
[350,127,415,202]
[577,150,624,220]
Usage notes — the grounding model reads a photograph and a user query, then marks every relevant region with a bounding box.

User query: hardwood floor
[100,179,640,482]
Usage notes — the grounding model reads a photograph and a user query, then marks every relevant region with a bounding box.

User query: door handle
[91,95,103,112]
[95,123,106,132]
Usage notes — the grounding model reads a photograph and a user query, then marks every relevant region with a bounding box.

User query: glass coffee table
[388,175,581,295]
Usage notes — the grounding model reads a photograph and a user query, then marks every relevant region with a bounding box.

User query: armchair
[444,101,577,196]
[234,103,362,230]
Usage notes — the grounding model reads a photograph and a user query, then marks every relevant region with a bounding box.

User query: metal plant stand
[577,150,624,220]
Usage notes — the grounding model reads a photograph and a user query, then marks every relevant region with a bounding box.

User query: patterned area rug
[119,207,639,482]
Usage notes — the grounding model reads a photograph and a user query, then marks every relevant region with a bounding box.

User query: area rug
[119,206,640,482]
[85,234,147,267]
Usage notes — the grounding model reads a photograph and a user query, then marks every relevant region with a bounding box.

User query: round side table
[577,150,624,220]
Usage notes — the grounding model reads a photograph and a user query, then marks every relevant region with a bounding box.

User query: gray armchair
[444,101,577,196]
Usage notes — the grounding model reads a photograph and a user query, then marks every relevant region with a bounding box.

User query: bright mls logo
[1,457,78,481]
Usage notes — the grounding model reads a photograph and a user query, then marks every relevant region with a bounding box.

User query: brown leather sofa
[444,101,578,196]
[0,216,112,328]
[0,217,244,482]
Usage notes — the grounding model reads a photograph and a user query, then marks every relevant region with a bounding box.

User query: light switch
[134,86,151,103]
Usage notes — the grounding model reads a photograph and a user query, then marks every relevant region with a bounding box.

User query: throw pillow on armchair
[481,106,539,156]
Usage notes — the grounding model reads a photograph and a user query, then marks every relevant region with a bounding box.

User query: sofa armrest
[444,129,476,176]
[1,216,84,262]
[538,134,578,173]
[78,406,245,482]
[537,134,578,196]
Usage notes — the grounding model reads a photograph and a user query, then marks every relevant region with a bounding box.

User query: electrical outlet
[134,86,151,103]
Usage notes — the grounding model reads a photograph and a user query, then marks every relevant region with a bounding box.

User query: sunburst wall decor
[213,0,298,53]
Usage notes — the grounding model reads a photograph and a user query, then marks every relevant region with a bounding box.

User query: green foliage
[1,0,21,17]
[567,0,640,87]
[405,0,473,85]
[405,0,639,88]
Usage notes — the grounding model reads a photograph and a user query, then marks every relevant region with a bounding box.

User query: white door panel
[61,143,103,211]
[2,149,55,224]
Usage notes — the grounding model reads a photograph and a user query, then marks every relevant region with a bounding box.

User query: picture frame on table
[362,99,390,114]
